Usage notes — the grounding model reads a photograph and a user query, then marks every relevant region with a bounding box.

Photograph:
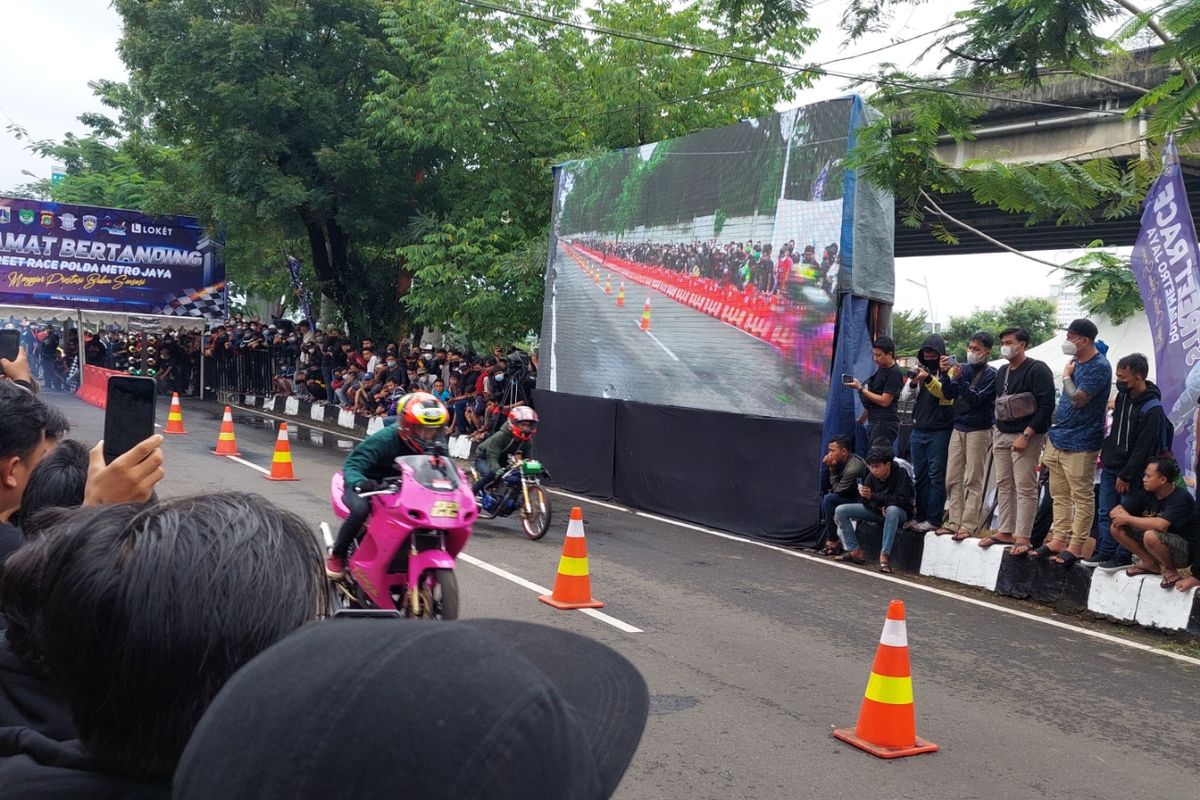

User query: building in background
[1050,283,1085,327]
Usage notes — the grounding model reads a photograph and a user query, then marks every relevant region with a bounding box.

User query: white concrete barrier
[337,409,355,429]
[1133,582,1198,631]
[310,403,324,422]
[918,533,1006,591]
[285,396,300,416]
[1086,569,1144,623]
[366,416,385,435]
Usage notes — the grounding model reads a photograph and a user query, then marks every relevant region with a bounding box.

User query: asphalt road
[49,392,1200,800]
[547,244,826,420]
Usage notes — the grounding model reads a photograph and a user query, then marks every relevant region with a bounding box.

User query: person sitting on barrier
[832,445,915,573]
[326,393,449,579]
[472,406,538,497]
[818,434,868,556]
[1109,458,1196,589]
[846,337,904,450]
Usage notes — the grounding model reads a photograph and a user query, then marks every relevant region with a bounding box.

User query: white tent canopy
[0,304,209,331]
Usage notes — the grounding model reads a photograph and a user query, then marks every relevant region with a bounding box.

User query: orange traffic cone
[538,507,604,610]
[833,600,938,759]
[265,423,300,481]
[617,282,625,307]
[212,405,241,457]
[640,298,651,331]
[163,392,188,434]
[605,274,612,295]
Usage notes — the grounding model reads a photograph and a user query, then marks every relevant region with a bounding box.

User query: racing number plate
[430,500,459,518]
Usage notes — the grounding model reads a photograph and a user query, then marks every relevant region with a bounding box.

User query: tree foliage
[939,296,1057,359]
[890,308,928,357]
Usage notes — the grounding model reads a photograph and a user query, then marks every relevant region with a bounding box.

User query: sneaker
[914,521,937,533]
[902,520,921,531]
[325,555,346,579]
[1080,555,1107,568]
[1094,558,1130,572]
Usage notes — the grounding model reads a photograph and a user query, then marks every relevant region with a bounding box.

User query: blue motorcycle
[474,460,552,540]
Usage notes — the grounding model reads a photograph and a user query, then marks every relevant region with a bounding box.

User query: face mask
[966,351,985,365]
[1115,379,1129,392]
[1061,341,1078,357]
[1001,345,1016,360]
[387,360,396,368]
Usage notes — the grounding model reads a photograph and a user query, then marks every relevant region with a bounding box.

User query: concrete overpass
[895,48,1198,257]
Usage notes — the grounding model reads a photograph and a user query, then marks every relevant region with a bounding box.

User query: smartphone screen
[104,376,157,464]
[841,373,854,384]
[0,330,20,363]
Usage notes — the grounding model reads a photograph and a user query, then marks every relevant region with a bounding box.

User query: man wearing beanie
[1032,318,1112,565]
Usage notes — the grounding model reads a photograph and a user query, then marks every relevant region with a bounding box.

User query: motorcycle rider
[326,392,449,579]
[472,406,538,498]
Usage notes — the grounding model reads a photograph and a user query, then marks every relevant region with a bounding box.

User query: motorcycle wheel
[520,486,552,541]
[422,568,459,620]
[327,576,361,612]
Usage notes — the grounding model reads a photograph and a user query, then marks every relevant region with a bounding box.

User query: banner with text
[1128,138,1200,473]
[0,196,226,318]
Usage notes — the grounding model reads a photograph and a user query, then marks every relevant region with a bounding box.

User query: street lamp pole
[905,276,936,333]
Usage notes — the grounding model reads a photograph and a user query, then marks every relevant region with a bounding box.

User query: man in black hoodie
[904,334,954,533]
[1085,353,1166,570]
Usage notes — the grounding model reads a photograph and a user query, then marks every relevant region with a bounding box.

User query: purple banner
[0,196,226,318]
[285,254,316,328]
[1128,138,1200,474]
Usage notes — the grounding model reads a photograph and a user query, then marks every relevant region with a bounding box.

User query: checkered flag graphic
[152,283,227,319]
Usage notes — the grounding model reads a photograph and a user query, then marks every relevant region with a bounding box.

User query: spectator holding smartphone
[846,337,903,450]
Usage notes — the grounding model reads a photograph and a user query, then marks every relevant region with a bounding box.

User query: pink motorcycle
[326,452,476,619]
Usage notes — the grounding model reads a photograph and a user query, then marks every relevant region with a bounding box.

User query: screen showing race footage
[538,99,871,421]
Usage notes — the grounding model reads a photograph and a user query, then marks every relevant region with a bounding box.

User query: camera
[906,369,920,380]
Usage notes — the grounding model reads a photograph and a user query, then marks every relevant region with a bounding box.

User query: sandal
[878,561,893,574]
[1050,551,1079,566]
[835,552,866,565]
[818,543,843,557]
[951,530,973,542]
[1027,545,1058,559]
[978,535,1015,549]
[1161,574,1182,589]
[934,528,955,536]
[1009,543,1033,557]
[1125,565,1161,577]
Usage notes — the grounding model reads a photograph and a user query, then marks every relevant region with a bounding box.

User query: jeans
[332,484,372,558]
[471,458,496,494]
[833,503,909,556]
[1095,466,1135,563]
[323,366,337,403]
[821,492,857,544]
[910,428,951,525]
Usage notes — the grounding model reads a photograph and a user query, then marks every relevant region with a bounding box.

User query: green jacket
[477,424,531,473]
[342,424,418,488]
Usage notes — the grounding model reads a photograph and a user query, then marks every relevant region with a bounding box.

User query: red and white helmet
[507,405,538,441]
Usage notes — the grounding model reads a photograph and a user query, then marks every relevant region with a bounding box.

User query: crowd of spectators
[827,320,1200,591]
[0,348,646,798]
[579,237,841,297]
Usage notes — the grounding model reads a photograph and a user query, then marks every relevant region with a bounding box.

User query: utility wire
[452,0,1131,118]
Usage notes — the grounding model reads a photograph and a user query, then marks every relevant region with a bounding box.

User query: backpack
[1139,398,1175,458]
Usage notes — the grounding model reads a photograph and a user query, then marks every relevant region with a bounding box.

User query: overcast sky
[0,0,1098,319]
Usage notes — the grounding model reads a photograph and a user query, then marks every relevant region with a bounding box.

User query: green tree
[113,0,437,340]
[890,308,928,357]
[368,0,816,343]
[938,296,1055,358]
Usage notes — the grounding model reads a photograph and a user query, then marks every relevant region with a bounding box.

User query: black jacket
[911,335,954,431]
[1101,382,1165,481]
[0,728,168,799]
[0,640,74,742]
[829,454,868,498]
[994,357,1057,434]
[864,461,914,516]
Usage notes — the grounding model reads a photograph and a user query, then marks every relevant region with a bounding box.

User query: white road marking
[458,552,643,634]
[544,489,1200,667]
[641,326,681,361]
[217,404,1199,664]
[225,454,272,475]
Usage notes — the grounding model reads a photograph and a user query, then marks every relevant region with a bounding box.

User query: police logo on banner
[58,213,77,231]
[82,215,97,234]
[39,211,54,228]
[18,209,34,225]
[0,207,9,224]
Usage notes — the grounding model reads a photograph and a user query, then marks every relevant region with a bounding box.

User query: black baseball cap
[173,618,649,800]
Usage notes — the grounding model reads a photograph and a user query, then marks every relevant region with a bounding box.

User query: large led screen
[538,97,892,420]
